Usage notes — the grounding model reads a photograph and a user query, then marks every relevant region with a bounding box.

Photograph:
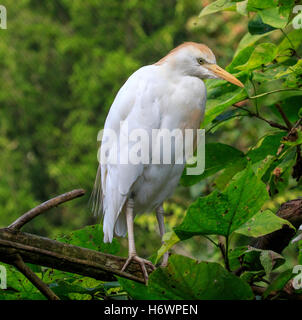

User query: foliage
[1,0,302,300]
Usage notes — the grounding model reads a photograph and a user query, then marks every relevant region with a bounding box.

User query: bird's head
[156,42,244,88]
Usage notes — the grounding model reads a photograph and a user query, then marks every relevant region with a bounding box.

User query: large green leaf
[121,255,254,300]
[56,224,119,254]
[259,7,289,29]
[175,166,269,239]
[180,143,245,186]
[214,157,248,190]
[236,43,277,70]
[199,0,237,17]
[235,209,295,237]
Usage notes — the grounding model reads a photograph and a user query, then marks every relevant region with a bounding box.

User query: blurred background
[0,0,296,263]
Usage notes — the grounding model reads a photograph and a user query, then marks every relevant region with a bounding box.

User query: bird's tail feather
[90,164,128,243]
[89,165,103,217]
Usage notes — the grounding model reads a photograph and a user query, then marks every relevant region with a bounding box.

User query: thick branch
[8,189,85,230]
[0,228,150,284]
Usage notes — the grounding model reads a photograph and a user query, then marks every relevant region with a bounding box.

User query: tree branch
[233,103,289,131]
[0,228,150,284]
[8,189,85,230]
[0,190,153,300]
[275,103,292,130]
[12,253,60,300]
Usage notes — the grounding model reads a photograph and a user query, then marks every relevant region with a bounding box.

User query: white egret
[91,42,244,282]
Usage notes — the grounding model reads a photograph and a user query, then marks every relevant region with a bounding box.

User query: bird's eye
[197,58,205,65]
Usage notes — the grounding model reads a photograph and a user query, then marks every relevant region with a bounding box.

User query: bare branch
[0,228,151,284]
[8,189,85,230]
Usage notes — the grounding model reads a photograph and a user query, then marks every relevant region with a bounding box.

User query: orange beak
[206,64,244,88]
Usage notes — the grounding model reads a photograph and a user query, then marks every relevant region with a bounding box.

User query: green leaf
[235,32,275,56]
[150,256,253,300]
[259,250,285,276]
[247,0,278,10]
[268,147,296,195]
[248,14,276,35]
[227,45,255,73]
[199,0,237,17]
[281,130,302,147]
[252,155,276,179]
[259,7,289,28]
[236,43,277,70]
[56,224,119,254]
[1,264,45,300]
[235,209,295,238]
[214,157,248,190]
[175,166,269,239]
[244,247,285,275]
[240,270,265,283]
[204,85,247,126]
[278,0,295,18]
[237,0,248,16]
[276,60,302,88]
[155,231,180,264]
[277,30,302,62]
[246,132,285,163]
[117,277,162,300]
[180,143,245,186]
[149,255,254,300]
[263,269,295,299]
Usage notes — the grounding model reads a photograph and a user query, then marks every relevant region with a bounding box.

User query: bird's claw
[121,255,156,284]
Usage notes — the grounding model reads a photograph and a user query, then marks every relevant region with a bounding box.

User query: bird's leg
[156,205,169,267]
[121,198,155,283]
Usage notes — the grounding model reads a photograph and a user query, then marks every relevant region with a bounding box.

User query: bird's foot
[121,254,156,284]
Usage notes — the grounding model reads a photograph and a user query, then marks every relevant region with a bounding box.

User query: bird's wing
[91,65,162,242]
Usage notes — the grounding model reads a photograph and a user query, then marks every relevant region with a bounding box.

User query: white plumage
[91,42,243,281]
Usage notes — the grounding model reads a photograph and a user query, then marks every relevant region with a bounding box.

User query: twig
[251,79,259,116]
[233,104,288,131]
[249,88,302,100]
[12,254,60,300]
[8,189,85,230]
[275,103,292,130]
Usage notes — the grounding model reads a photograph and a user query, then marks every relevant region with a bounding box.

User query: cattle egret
[92,42,244,282]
